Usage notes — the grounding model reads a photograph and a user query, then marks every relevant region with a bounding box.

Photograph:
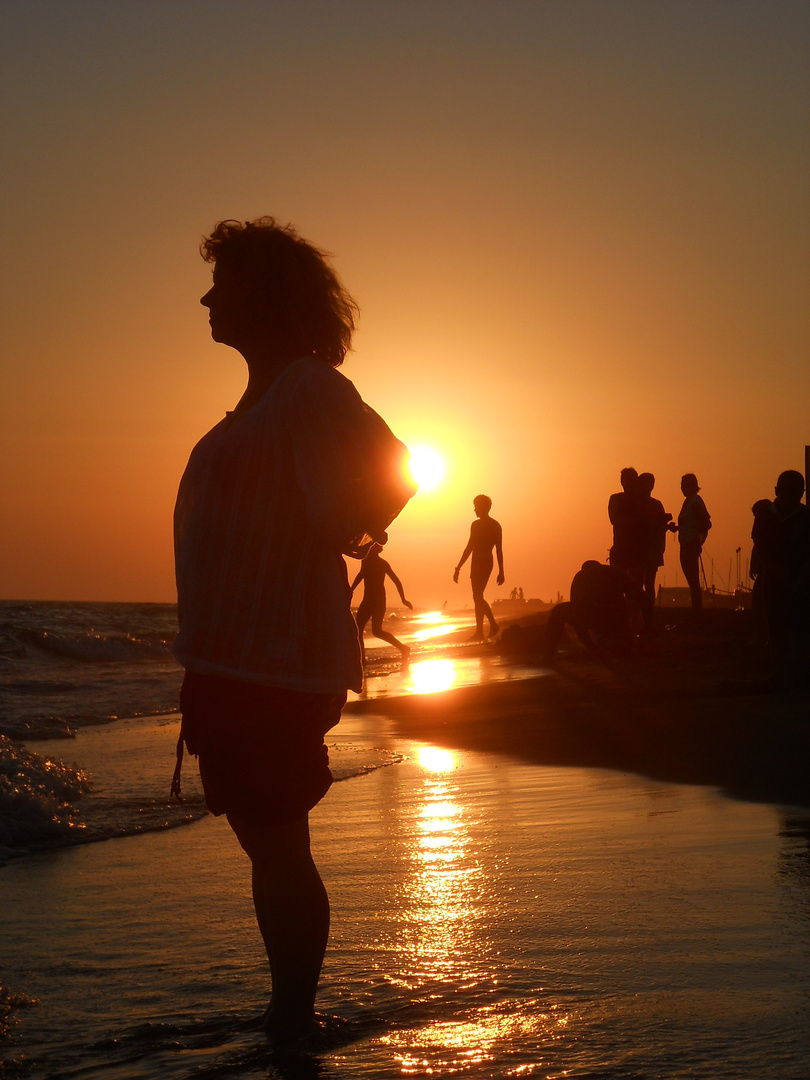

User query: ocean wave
[24,629,174,664]
[0,985,38,1042]
[0,721,402,867]
[0,734,92,864]
[0,733,208,866]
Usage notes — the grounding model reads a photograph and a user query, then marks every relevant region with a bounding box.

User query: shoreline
[349,609,810,809]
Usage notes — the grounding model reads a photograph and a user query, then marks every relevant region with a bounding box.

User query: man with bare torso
[453,495,504,640]
[350,543,413,664]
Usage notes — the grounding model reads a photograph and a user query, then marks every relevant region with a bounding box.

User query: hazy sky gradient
[2,0,808,604]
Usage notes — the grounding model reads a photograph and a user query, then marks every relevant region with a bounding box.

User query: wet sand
[4,711,809,1078]
[348,609,810,809]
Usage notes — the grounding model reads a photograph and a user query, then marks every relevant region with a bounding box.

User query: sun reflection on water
[390,744,488,993]
[376,743,573,1073]
[407,611,466,642]
[415,746,456,773]
[381,1006,557,1072]
[408,660,457,695]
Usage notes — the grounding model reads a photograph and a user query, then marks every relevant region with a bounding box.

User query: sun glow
[409,660,458,696]
[407,444,446,491]
[415,745,457,773]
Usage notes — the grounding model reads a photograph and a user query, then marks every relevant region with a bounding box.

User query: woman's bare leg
[227,811,329,1038]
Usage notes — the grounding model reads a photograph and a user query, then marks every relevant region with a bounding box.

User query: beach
[357,608,810,810]
[2,603,810,1077]
[3,710,810,1078]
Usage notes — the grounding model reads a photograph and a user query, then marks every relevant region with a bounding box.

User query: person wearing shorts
[453,494,505,640]
[350,542,413,664]
[171,217,414,1043]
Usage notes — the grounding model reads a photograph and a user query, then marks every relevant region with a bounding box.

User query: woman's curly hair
[201,217,358,367]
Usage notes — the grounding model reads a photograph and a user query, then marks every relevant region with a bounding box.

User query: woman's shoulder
[277,355,359,398]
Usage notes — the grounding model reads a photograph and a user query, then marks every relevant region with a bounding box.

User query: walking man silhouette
[453,494,504,640]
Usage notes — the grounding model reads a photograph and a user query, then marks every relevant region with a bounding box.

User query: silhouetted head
[580,560,602,573]
[680,473,700,497]
[473,494,492,517]
[638,472,655,496]
[774,470,805,509]
[200,217,358,366]
[620,468,638,492]
[365,542,383,559]
[751,498,772,516]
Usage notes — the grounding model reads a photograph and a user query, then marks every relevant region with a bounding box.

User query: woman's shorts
[179,671,345,823]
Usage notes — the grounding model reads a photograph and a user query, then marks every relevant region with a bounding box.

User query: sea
[1,600,809,1078]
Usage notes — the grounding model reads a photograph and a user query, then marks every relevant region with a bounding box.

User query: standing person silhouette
[171,217,414,1044]
[607,467,646,586]
[637,471,672,629]
[672,472,711,618]
[751,470,810,684]
[453,494,505,640]
[350,543,413,665]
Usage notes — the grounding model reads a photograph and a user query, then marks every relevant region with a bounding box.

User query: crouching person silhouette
[170,217,415,1044]
[546,560,642,660]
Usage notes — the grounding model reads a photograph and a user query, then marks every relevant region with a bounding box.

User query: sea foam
[0,734,91,863]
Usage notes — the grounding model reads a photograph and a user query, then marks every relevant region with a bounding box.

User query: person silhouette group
[548,467,712,659]
[607,467,711,624]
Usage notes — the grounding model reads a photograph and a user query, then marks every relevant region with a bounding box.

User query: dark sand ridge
[348,608,810,809]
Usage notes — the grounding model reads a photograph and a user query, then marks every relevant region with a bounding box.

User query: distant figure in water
[671,473,711,618]
[545,560,642,660]
[453,494,504,640]
[171,217,414,1044]
[751,470,810,684]
[350,543,413,665]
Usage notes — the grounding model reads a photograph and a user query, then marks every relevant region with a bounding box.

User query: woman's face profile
[200,262,260,351]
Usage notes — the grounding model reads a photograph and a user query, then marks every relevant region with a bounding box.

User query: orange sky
[1,1,808,606]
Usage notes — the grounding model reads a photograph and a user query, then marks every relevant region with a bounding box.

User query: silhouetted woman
[673,473,711,617]
[171,218,414,1043]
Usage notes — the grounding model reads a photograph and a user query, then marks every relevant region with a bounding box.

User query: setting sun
[408,445,446,492]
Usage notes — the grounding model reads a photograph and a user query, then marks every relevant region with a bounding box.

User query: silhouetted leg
[227,811,328,1041]
[679,542,702,616]
[572,618,600,651]
[471,574,497,638]
[370,616,410,659]
[355,601,372,665]
[762,582,791,682]
[545,602,570,658]
[642,566,657,635]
